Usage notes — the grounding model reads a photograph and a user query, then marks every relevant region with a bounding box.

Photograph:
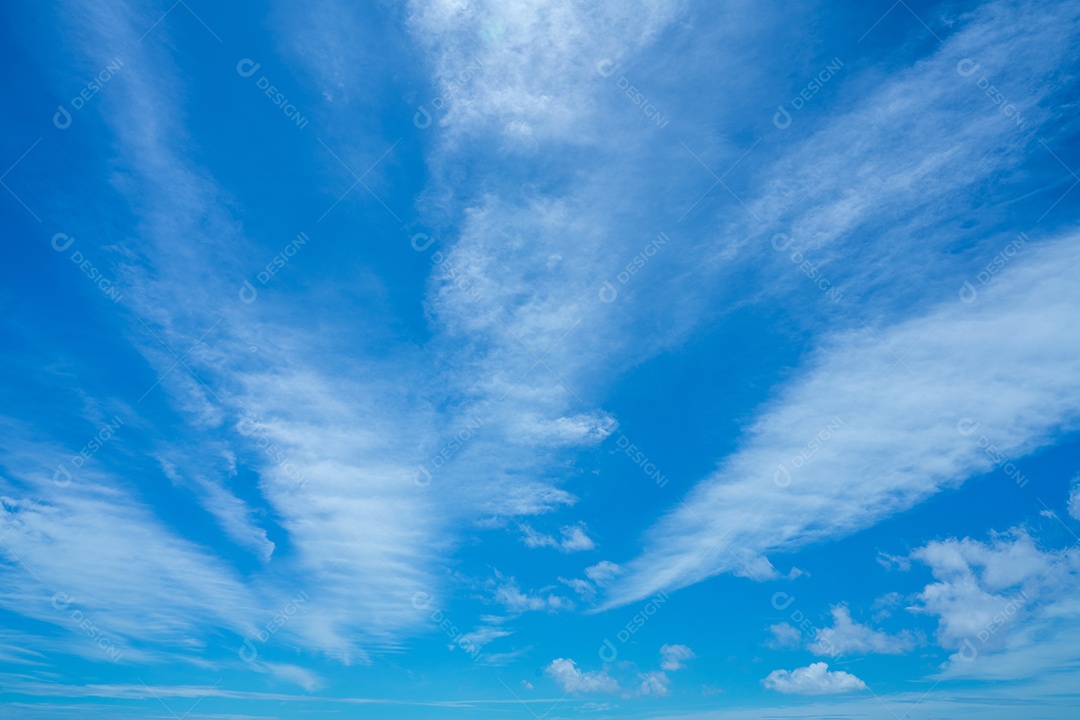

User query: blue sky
[1,0,1079,717]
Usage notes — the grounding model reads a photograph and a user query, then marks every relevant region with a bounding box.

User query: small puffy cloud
[659,643,696,671]
[558,523,597,552]
[762,662,867,695]
[585,561,622,584]
[809,605,916,656]
[559,576,595,600]
[520,680,533,690]
[520,522,596,552]
[871,591,903,621]
[638,670,670,696]
[876,552,912,571]
[258,662,322,692]
[872,592,902,610]
[766,622,802,649]
[544,658,619,693]
[493,576,573,613]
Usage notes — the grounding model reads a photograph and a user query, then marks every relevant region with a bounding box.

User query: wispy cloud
[520,521,596,552]
[606,231,1080,607]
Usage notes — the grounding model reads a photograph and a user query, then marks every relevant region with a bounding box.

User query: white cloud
[762,662,867,695]
[765,622,802,649]
[559,577,595,600]
[256,662,322,692]
[406,0,684,142]
[520,521,596,552]
[38,0,1080,687]
[510,412,617,447]
[871,592,903,622]
[809,605,916,657]
[605,232,1080,607]
[0,434,257,659]
[492,576,573,613]
[876,552,912,572]
[585,561,622,584]
[157,455,275,563]
[4,677,1077,717]
[638,670,671,696]
[659,643,696,671]
[544,658,620,694]
[542,645,691,698]
[906,526,1080,677]
[34,0,454,665]
[41,0,644,667]
[911,528,1062,664]
[457,621,513,652]
[872,592,902,609]
[559,559,625,602]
